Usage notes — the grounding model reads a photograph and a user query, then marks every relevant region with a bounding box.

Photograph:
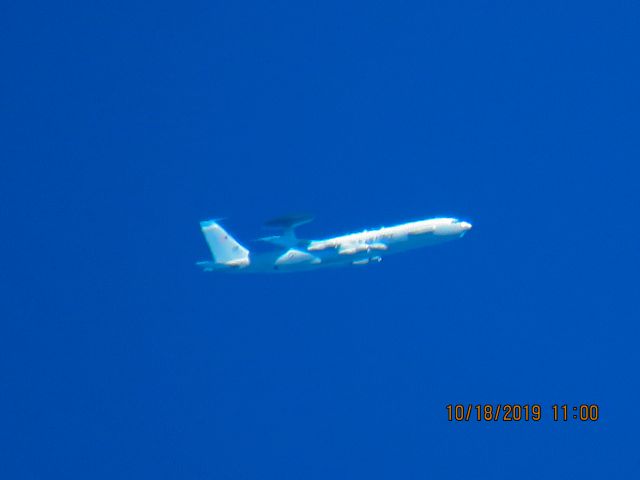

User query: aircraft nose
[459,221,472,231]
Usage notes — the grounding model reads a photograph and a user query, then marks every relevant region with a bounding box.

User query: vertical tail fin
[200,220,250,266]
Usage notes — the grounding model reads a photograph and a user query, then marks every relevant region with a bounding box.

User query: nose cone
[459,221,472,231]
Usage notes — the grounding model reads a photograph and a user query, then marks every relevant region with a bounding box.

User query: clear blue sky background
[2,1,639,478]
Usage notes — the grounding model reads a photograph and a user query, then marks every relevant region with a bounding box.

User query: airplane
[196,214,472,273]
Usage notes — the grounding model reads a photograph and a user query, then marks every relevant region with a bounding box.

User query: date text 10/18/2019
[446,404,600,422]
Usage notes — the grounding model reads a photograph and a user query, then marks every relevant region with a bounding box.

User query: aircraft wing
[337,241,388,255]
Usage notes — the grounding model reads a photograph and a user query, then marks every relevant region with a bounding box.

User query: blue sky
[2,1,639,478]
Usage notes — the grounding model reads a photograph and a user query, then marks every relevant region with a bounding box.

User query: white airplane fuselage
[197,217,472,273]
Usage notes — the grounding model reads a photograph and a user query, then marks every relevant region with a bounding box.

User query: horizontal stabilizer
[224,258,250,267]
